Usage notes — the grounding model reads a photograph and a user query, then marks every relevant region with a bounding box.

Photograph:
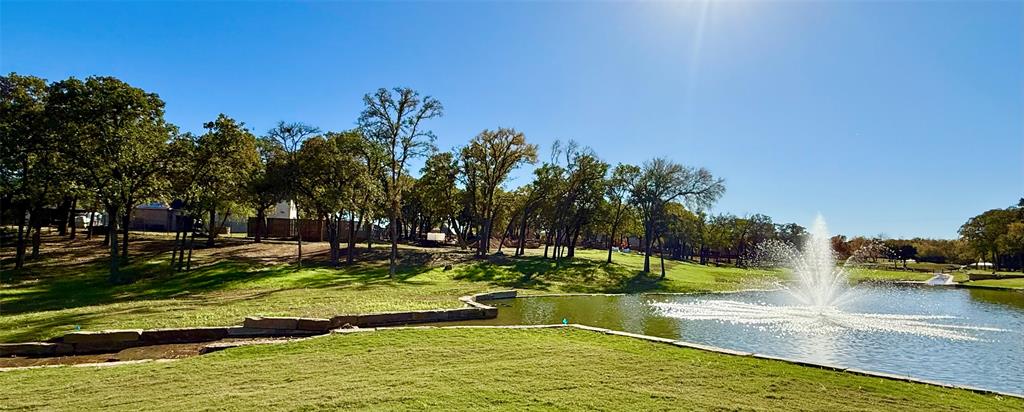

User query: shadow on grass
[1,244,446,315]
[452,255,668,294]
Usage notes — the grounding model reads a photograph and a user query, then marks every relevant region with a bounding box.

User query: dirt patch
[0,337,308,369]
[1,231,476,276]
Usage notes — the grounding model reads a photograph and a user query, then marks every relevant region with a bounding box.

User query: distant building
[426,228,446,242]
[271,200,297,219]
[129,202,179,232]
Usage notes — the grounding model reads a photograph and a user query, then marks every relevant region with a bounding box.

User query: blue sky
[2,1,1021,239]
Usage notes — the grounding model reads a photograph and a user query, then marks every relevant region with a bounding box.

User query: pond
[460,285,1024,394]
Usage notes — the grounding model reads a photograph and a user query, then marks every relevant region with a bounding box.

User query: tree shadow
[1,236,461,315]
[452,254,668,293]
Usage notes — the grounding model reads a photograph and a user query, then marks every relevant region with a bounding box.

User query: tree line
[826,199,1024,272]
[4,72,827,283]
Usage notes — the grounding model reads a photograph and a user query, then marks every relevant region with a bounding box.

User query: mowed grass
[1,238,784,342]
[2,328,1018,411]
[5,235,993,343]
[965,277,1024,289]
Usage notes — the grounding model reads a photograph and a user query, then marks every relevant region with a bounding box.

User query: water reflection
[465,285,1024,394]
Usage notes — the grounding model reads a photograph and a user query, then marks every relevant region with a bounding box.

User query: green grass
[964,278,1024,289]
[846,268,935,282]
[6,237,1000,343]
[0,242,783,342]
[1,328,1018,411]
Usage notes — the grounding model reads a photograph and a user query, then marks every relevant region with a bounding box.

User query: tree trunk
[87,210,96,239]
[254,209,264,243]
[14,206,26,269]
[171,229,181,268]
[517,207,528,257]
[207,209,216,247]
[389,211,398,278]
[186,231,195,271]
[297,219,303,269]
[329,215,339,268]
[643,224,652,273]
[121,212,131,261]
[607,225,617,264]
[496,218,514,254]
[659,237,666,279]
[68,198,78,239]
[56,198,70,236]
[108,208,121,283]
[31,210,42,259]
[177,218,191,272]
[567,227,579,258]
[347,212,356,264]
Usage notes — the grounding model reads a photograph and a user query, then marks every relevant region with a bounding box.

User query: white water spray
[652,215,1006,341]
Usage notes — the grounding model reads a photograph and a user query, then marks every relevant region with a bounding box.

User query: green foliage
[46,76,174,281]
[168,114,258,240]
[358,87,443,276]
[959,202,1024,271]
[629,158,726,274]
[460,127,538,255]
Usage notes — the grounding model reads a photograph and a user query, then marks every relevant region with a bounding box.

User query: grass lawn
[0,236,781,342]
[4,234,1008,343]
[964,277,1024,289]
[2,327,1018,411]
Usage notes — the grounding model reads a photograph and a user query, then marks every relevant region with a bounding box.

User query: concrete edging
[558,324,1024,400]
[317,322,1023,399]
[2,290,515,358]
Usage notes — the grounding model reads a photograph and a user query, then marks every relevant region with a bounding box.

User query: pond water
[461,285,1024,394]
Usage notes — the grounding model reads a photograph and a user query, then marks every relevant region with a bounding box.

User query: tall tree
[294,134,361,267]
[630,158,725,277]
[358,87,443,277]
[265,121,320,267]
[48,76,173,283]
[246,136,288,243]
[460,128,537,256]
[194,114,259,247]
[418,152,463,246]
[0,73,50,269]
[603,163,640,263]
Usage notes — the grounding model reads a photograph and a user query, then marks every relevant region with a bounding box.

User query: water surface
[459,285,1024,394]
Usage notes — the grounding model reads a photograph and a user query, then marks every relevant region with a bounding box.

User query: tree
[999,221,1024,272]
[195,115,259,246]
[603,164,640,263]
[630,158,725,277]
[417,152,462,245]
[48,76,174,283]
[960,208,1013,270]
[265,121,321,267]
[555,150,607,259]
[0,73,50,269]
[776,222,807,247]
[358,87,443,277]
[293,132,364,267]
[460,128,537,256]
[246,136,288,243]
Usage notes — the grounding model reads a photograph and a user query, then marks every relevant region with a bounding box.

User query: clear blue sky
[2,1,1021,239]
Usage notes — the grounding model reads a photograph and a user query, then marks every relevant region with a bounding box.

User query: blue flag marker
[562,318,568,325]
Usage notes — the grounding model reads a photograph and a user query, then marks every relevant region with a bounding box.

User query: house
[270,200,297,219]
[129,202,180,232]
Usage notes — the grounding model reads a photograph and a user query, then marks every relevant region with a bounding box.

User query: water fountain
[468,215,1024,393]
[651,215,1003,341]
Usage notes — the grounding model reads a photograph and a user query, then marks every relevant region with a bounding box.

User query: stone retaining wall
[2,290,514,357]
[967,273,1024,281]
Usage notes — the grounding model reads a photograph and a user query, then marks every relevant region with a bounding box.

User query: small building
[426,229,446,242]
[129,202,179,232]
[271,200,297,219]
